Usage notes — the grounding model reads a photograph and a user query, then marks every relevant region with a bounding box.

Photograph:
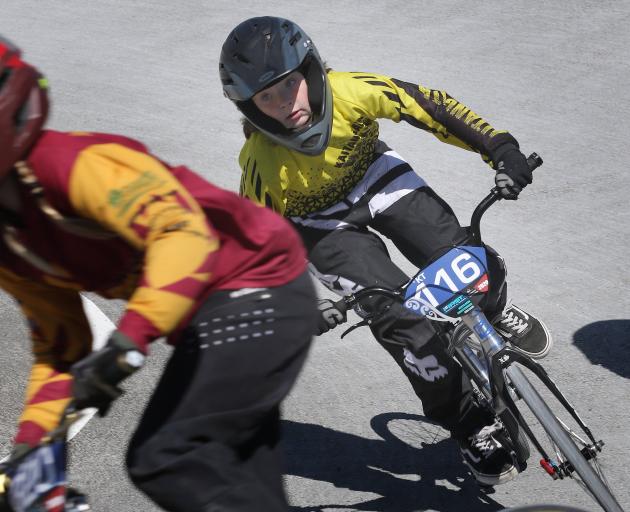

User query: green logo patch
[107,171,167,217]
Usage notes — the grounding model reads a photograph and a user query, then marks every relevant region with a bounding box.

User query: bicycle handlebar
[332,152,543,315]
[469,152,543,244]
[333,286,400,316]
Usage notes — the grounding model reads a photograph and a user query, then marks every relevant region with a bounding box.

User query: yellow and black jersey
[239,70,517,217]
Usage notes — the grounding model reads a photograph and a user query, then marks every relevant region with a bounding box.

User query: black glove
[316,299,347,335]
[493,144,532,199]
[71,331,145,416]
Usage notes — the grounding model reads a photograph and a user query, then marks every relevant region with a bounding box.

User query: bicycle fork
[500,361,604,480]
[459,308,604,480]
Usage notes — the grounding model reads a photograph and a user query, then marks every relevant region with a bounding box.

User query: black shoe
[493,304,553,359]
[459,420,518,486]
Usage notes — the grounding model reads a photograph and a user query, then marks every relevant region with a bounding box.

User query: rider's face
[252,71,311,130]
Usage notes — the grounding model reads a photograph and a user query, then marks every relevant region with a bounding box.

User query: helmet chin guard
[220,17,332,155]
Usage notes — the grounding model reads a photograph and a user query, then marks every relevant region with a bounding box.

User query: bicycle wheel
[497,407,530,468]
[505,365,624,512]
[451,325,530,468]
[501,506,590,512]
[464,372,531,469]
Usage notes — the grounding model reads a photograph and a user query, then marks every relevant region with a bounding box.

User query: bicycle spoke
[545,426,616,503]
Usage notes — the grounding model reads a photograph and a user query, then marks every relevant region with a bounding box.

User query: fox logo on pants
[403,349,448,382]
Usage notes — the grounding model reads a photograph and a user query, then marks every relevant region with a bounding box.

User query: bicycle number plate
[8,441,67,512]
[404,245,489,318]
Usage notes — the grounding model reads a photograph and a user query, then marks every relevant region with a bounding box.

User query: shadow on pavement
[283,412,506,512]
[573,319,630,379]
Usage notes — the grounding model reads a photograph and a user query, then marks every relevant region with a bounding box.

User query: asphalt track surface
[2,2,629,511]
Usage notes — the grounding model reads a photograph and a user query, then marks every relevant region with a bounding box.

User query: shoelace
[499,310,528,334]
[471,420,504,456]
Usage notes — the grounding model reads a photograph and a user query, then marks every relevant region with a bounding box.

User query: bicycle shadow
[572,319,630,379]
[283,412,506,512]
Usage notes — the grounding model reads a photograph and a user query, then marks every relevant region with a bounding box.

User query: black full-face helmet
[220,16,332,155]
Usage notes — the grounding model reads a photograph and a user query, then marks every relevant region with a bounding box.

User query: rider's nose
[279,91,292,110]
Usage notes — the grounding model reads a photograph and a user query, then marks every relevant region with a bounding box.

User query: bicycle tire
[501,505,590,512]
[450,325,530,467]
[465,373,530,469]
[505,365,623,512]
[498,407,530,468]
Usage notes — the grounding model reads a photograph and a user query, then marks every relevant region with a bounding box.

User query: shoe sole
[462,459,519,486]
[507,337,553,359]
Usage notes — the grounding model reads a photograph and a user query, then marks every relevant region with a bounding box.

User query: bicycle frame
[332,153,624,511]
[457,307,601,471]
[338,279,603,472]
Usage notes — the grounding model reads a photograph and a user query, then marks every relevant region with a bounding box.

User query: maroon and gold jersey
[0,130,306,445]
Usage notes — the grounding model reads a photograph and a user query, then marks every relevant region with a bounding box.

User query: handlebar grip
[527,152,543,172]
[333,297,350,315]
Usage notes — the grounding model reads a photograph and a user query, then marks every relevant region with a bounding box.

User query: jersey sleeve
[0,268,91,446]
[67,143,220,351]
[338,72,518,166]
[238,142,288,215]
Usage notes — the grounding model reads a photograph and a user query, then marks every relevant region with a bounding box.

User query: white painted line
[81,294,114,351]
[67,294,115,440]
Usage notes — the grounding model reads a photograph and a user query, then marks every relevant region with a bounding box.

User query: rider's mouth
[287,110,305,121]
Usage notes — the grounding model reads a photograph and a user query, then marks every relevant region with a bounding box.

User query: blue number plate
[8,441,67,512]
[404,246,489,317]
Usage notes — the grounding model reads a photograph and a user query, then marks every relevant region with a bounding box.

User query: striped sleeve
[345,72,517,166]
[0,268,91,446]
[67,143,220,351]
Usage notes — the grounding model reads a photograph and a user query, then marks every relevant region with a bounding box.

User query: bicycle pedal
[478,484,496,494]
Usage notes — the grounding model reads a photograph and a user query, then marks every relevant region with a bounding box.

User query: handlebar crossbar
[335,152,543,314]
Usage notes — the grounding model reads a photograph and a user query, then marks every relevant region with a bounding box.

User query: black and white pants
[126,272,317,512]
[293,148,506,437]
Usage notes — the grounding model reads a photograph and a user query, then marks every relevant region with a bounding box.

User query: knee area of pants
[125,449,147,483]
[125,441,170,483]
